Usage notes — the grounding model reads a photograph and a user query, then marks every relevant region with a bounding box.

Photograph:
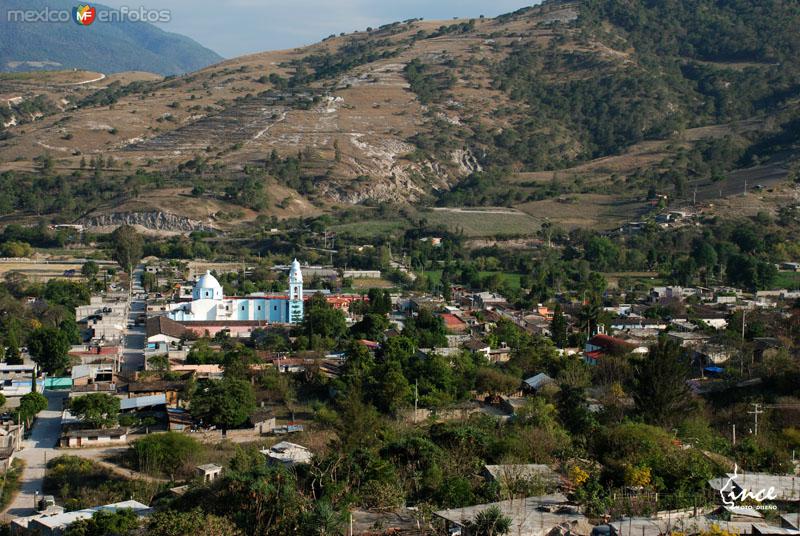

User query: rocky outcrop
[81,211,216,232]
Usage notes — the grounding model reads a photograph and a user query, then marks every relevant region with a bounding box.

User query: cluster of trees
[0,276,90,375]
[286,38,400,85]
[404,59,457,105]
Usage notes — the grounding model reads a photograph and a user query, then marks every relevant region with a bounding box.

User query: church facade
[168,259,305,324]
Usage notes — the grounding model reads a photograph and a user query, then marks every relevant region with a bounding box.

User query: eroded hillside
[0,0,798,233]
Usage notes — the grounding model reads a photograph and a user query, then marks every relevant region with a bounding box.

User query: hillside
[0,0,222,76]
[0,0,798,235]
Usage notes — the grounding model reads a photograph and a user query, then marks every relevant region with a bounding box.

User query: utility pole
[749,403,763,436]
[414,380,418,423]
[741,309,746,343]
[732,424,736,446]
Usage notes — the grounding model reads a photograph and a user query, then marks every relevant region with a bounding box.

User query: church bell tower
[288,259,304,324]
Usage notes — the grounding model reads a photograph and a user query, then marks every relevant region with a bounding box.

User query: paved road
[1,265,149,520]
[1,391,66,520]
[121,265,146,377]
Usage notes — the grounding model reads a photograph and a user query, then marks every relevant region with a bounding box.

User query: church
[168,259,305,324]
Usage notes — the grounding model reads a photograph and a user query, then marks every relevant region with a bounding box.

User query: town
[0,215,794,535]
[1,0,799,534]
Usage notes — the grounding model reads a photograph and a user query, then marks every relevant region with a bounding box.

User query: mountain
[0,0,222,75]
[0,0,798,235]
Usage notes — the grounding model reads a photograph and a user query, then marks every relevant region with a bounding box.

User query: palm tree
[578,299,602,338]
[467,506,512,536]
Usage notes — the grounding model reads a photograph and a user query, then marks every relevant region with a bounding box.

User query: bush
[132,432,201,479]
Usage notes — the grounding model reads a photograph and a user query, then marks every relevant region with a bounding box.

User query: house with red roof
[583,333,636,365]
[439,313,468,333]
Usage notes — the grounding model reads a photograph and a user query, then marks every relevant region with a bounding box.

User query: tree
[81,261,99,280]
[191,378,256,430]
[111,225,143,275]
[4,320,23,365]
[16,391,48,428]
[141,271,158,292]
[68,393,120,429]
[133,432,201,479]
[371,360,411,415]
[147,509,241,536]
[632,340,694,426]
[148,354,170,372]
[475,368,519,397]
[350,313,389,341]
[28,327,71,374]
[550,303,568,348]
[301,501,346,536]
[301,292,348,346]
[467,505,512,536]
[65,508,140,536]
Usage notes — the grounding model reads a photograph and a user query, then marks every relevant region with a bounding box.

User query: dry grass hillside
[0,0,797,234]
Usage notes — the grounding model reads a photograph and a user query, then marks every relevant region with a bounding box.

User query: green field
[774,271,800,290]
[422,209,541,237]
[424,270,523,290]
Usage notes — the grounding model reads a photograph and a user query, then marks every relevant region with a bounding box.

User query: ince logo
[73,4,96,25]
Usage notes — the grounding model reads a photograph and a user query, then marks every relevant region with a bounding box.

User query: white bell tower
[288,259,304,324]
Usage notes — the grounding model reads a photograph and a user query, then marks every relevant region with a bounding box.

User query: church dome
[193,270,223,300]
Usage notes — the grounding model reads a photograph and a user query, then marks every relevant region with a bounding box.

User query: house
[68,345,121,369]
[463,338,491,358]
[249,408,277,435]
[119,394,167,412]
[261,441,313,466]
[666,331,711,349]
[434,494,589,536]
[11,500,151,536]
[440,313,468,333]
[70,365,114,387]
[469,292,508,310]
[522,373,555,393]
[146,316,188,346]
[196,463,223,483]
[584,333,635,365]
[167,407,193,431]
[170,364,224,380]
[60,428,128,448]
[0,421,22,470]
[650,286,685,302]
[127,381,185,407]
[409,296,445,313]
[609,318,667,331]
[488,345,512,364]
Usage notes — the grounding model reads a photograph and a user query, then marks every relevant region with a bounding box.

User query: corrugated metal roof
[120,394,167,410]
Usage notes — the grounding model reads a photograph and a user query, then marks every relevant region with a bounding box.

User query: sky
[98,0,537,58]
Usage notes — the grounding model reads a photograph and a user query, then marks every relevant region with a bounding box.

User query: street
[1,391,66,519]
[1,265,148,520]
[121,265,146,377]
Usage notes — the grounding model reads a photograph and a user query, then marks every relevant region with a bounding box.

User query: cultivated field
[0,260,84,281]
[423,207,542,237]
